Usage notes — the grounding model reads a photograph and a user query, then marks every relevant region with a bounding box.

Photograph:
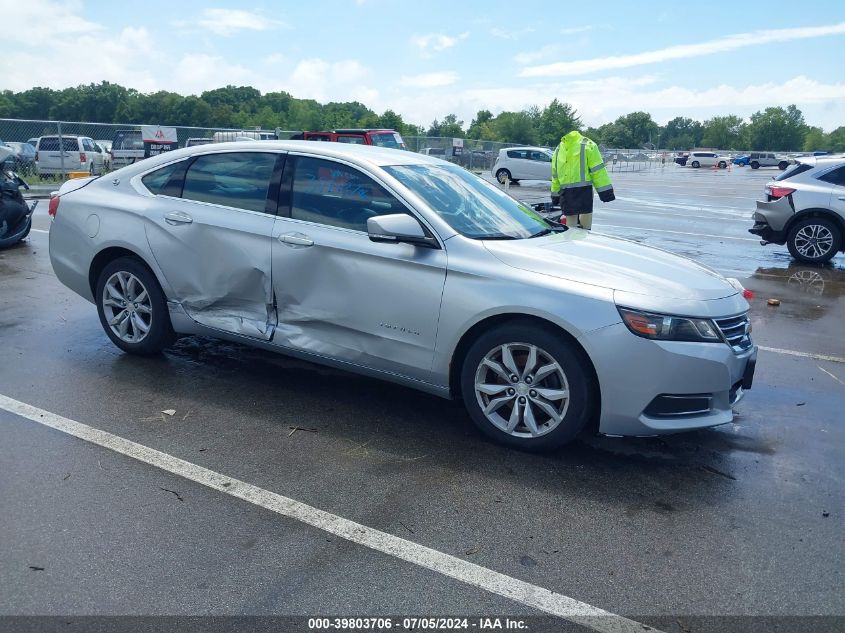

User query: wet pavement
[2,165,844,632]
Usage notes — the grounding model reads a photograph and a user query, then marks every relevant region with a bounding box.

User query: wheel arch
[784,208,845,245]
[448,313,602,434]
[88,246,162,298]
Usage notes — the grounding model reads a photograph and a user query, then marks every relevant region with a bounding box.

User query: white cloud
[489,26,534,40]
[172,54,257,94]
[410,32,469,57]
[560,25,593,35]
[197,8,286,36]
[399,72,459,88]
[0,0,102,44]
[514,44,560,66]
[521,21,845,76]
[281,59,377,104]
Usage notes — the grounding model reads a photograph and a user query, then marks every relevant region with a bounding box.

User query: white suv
[36,135,104,176]
[748,152,790,170]
[492,147,553,183]
[686,152,730,169]
[750,157,845,263]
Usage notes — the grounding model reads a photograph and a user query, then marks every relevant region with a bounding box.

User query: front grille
[715,313,753,353]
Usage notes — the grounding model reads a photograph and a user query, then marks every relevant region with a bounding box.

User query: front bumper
[587,323,757,436]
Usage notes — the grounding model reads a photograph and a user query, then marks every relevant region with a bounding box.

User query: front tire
[718,161,727,169]
[95,256,175,355]
[460,322,593,451]
[786,217,841,263]
[779,161,789,170]
[495,168,511,184]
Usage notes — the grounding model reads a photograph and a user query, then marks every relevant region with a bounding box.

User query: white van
[212,130,277,143]
[36,136,105,176]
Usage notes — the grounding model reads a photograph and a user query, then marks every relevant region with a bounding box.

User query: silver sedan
[48,141,756,450]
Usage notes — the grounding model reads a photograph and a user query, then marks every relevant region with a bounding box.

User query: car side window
[507,150,529,160]
[336,136,366,144]
[530,151,551,162]
[181,152,277,213]
[291,157,407,232]
[818,166,845,187]
[142,161,185,195]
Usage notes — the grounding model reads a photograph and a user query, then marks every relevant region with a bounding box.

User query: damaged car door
[271,154,447,382]
[143,151,282,338]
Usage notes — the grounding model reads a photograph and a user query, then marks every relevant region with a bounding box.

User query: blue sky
[3,0,845,130]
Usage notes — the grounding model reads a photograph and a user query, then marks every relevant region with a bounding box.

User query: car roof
[501,146,550,152]
[116,140,445,176]
[797,155,845,168]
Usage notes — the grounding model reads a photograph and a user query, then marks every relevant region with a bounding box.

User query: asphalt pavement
[2,164,843,633]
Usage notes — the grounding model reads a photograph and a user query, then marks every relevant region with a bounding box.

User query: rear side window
[818,166,845,187]
[181,152,277,213]
[290,157,406,231]
[507,150,529,159]
[113,131,143,151]
[142,161,184,195]
[337,136,366,144]
[774,163,813,182]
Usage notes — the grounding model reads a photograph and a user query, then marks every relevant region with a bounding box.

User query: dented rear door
[144,151,282,339]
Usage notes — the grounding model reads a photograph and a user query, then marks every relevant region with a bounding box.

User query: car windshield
[371,133,406,150]
[384,163,553,240]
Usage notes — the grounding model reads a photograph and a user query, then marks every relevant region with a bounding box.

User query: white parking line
[0,393,661,633]
[31,228,49,234]
[759,346,845,364]
[597,224,759,242]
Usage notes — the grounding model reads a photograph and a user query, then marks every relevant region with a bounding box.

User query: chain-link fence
[1,117,674,183]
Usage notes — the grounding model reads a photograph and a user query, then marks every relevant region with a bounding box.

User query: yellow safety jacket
[551,131,615,215]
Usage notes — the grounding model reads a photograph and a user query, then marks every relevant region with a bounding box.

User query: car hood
[483,229,737,301]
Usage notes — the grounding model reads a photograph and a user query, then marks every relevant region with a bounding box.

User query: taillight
[79,152,87,163]
[767,185,795,198]
[48,195,60,218]
[35,151,39,161]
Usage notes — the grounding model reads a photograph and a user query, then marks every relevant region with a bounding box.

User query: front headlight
[617,307,722,343]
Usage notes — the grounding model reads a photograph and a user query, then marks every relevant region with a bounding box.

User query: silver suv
[750,157,845,262]
[748,152,790,170]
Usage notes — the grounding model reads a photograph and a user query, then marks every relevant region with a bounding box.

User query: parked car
[492,147,553,183]
[290,129,407,149]
[185,138,214,148]
[747,152,789,170]
[35,135,104,176]
[674,152,689,167]
[27,137,40,149]
[420,147,447,157]
[93,141,111,170]
[2,142,37,174]
[110,130,145,167]
[48,141,756,450]
[212,130,277,143]
[733,155,750,166]
[749,156,845,263]
[686,152,730,169]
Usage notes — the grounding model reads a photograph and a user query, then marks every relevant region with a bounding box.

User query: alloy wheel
[794,224,834,260]
[102,271,153,343]
[474,342,570,438]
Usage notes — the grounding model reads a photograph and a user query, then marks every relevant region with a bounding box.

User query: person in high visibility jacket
[550,130,615,229]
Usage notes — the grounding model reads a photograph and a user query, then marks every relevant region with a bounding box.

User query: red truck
[290,128,406,149]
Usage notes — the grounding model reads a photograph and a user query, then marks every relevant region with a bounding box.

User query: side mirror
[367,214,438,248]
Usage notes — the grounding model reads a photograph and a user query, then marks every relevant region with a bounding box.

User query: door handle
[280,233,314,247]
[164,211,193,225]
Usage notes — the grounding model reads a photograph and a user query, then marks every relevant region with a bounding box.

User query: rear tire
[718,161,727,169]
[691,161,700,168]
[460,322,593,451]
[778,161,789,170]
[95,256,175,355]
[786,217,841,264]
[495,168,511,184]
[751,161,760,169]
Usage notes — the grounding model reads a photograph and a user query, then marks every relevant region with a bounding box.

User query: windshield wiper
[528,225,567,238]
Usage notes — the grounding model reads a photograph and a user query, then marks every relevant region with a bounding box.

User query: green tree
[701,115,746,149]
[661,116,703,150]
[536,99,580,147]
[491,111,537,145]
[827,127,845,153]
[613,112,659,148]
[802,126,827,152]
[746,105,806,151]
[467,109,493,139]
[427,113,464,138]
